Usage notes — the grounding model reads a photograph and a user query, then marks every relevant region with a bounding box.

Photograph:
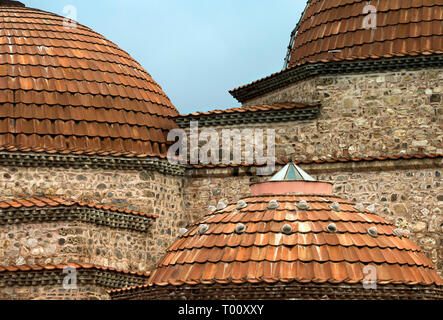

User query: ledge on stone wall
[174,102,320,128]
[0,196,158,232]
[188,154,443,178]
[0,263,150,290]
[229,55,443,103]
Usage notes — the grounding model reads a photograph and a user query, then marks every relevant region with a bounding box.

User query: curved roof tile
[0,195,158,219]
[288,0,443,67]
[0,4,178,158]
[147,194,441,288]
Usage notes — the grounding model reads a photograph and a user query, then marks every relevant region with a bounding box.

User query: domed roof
[0,2,178,158]
[288,0,442,67]
[130,166,443,300]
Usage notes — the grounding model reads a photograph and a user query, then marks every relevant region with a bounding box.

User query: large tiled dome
[0,1,178,158]
[288,0,442,67]
[111,163,443,300]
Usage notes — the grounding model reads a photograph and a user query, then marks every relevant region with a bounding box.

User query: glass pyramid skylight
[269,161,316,182]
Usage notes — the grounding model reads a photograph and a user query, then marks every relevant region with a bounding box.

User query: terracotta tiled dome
[0,1,178,158]
[113,164,443,300]
[288,0,442,67]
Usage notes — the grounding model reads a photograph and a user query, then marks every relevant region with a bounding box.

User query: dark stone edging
[175,106,320,128]
[188,156,443,178]
[230,54,443,103]
[0,152,188,176]
[0,268,149,289]
[0,207,155,232]
[110,282,443,300]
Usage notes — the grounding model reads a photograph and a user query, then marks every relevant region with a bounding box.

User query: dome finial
[0,0,25,7]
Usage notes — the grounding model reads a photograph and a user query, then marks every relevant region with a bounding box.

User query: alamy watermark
[167,121,276,175]
[63,5,78,30]
[363,265,377,290]
[62,266,78,290]
[363,4,377,30]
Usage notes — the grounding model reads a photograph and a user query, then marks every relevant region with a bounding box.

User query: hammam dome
[110,163,443,300]
[287,0,442,67]
[0,1,178,158]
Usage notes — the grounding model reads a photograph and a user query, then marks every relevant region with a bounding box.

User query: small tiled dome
[0,1,178,158]
[288,0,442,67]
[115,163,443,300]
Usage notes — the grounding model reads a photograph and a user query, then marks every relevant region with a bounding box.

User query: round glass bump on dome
[235,223,247,234]
[198,224,209,235]
[326,223,338,233]
[237,200,248,210]
[216,201,227,211]
[368,227,378,238]
[296,200,310,210]
[329,202,340,212]
[178,228,188,237]
[208,206,217,212]
[268,200,279,210]
[354,203,365,211]
[281,224,293,235]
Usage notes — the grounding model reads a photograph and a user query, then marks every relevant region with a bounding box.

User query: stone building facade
[0,0,441,299]
[245,69,442,160]
[0,165,186,270]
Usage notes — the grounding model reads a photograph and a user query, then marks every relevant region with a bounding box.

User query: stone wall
[0,165,186,270]
[0,284,109,300]
[1,221,151,273]
[183,157,443,277]
[0,67,441,299]
[233,68,442,161]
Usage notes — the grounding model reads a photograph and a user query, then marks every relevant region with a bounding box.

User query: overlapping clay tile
[288,0,442,67]
[0,5,178,158]
[146,194,442,288]
[0,262,151,277]
[178,102,318,118]
[0,195,158,219]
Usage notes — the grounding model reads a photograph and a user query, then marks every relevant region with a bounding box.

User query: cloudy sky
[25,0,307,114]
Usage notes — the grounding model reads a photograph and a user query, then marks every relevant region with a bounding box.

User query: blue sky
[25,0,307,114]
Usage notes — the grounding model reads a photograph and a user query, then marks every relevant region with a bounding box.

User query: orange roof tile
[145,194,442,288]
[0,195,158,219]
[288,0,443,67]
[178,102,318,118]
[107,283,150,294]
[0,4,178,158]
[191,153,443,169]
[230,1,443,102]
